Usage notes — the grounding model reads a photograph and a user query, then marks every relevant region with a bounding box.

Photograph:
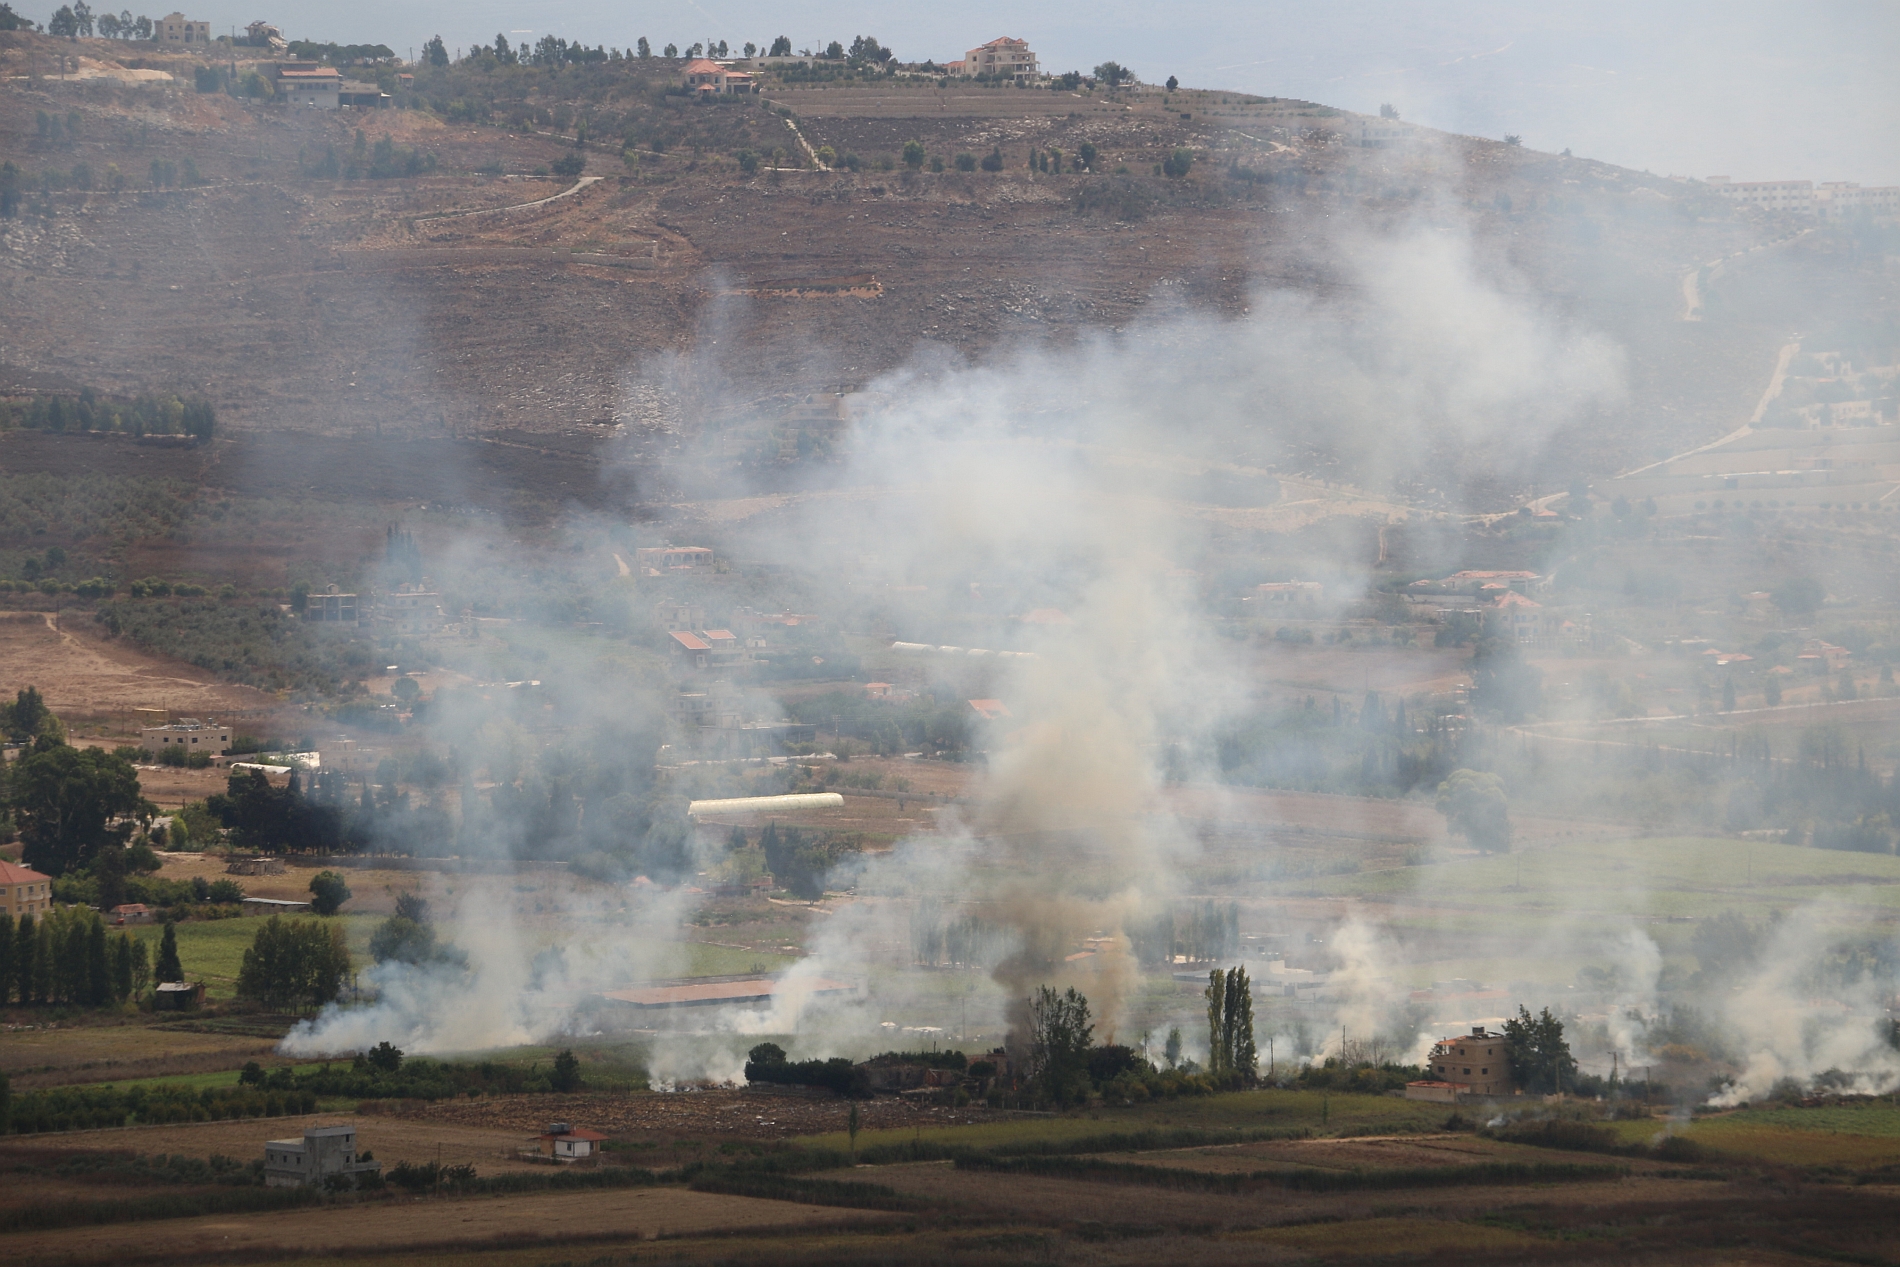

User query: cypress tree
[62,920,88,1004]
[113,933,134,1002]
[156,920,183,983]
[0,911,12,1006]
[32,918,53,1003]
[87,916,110,1006]
[15,913,34,1005]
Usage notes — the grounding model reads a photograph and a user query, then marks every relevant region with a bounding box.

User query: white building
[954,37,1038,82]
[276,64,342,109]
[140,719,232,757]
[151,12,212,44]
[1704,176,1816,214]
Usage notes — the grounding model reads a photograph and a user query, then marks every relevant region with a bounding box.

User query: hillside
[2,29,1882,503]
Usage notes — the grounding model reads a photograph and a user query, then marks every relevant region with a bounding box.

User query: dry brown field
[0,1016,277,1088]
[0,1111,542,1173]
[2,1184,889,1267]
[0,610,278,728]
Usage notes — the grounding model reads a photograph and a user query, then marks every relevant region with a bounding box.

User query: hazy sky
[57,1,1900,185]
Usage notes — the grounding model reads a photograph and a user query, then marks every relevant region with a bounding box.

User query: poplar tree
[0,911,12,1005]
[14,913,34,1004]
[1204,965,1257,1084]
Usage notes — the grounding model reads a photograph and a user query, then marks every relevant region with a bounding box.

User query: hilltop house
[681,58,756,94]
[151,11,211,44]
[951,37,1039,82]
[273,62,343,109]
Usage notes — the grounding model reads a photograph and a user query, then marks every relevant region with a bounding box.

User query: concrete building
[264,1124,382,1188]
[532,1123,607,1161]
[246,20,287,51]
[1421,1026,1516,1097]
[636,546,714,577]
[1704,176,1816,214]
[954,36,1038,82]
[140,719,232,757]
[151,12,211,44]
[1355,119,1416,148]
[1817,181,1900,220]
[339,80,391,108]
[304,586,357,623]
[379,584,444,636]
[109,903,154,925]
[1706,176,1900,221]
[274,63,343,109]
[0,859,52,919]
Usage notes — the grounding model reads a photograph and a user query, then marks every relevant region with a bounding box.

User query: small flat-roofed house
[242,896,313,917]
[276,64,343,109]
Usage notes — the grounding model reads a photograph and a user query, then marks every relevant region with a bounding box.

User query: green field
[123,916,792,1002]
[797,1088,1449,1153]
[1313,835,1900,921]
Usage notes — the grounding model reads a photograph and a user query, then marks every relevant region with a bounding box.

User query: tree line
[0,389,214,439]
[0,907,150,1006]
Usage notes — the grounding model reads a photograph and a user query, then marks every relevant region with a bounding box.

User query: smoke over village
[2,4,1899,1261]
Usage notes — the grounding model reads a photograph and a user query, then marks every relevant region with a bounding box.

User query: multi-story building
[1422,1027,1517,1097]
[264,1125,382,1188]
[955,37,1038,82]
[139,719,233,757]
[151,11,211,44]
[1704,176,1816,214]
[1706,177,1900,221]
[0,860,53,919]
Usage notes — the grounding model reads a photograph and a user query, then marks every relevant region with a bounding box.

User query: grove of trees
[235,916,352,1012]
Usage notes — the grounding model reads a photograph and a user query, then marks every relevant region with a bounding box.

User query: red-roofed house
[0,859,52,918]
[682,58,756,94]
[532,1123,608,1161]
[1492,590,1543,642]
[968,699,1011,721]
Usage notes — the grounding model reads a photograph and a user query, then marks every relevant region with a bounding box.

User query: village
[2,8,1900,1264]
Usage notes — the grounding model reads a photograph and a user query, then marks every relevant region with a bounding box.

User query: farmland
[9,1087,1900,1266]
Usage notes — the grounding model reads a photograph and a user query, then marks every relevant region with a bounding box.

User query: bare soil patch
[0,1112,545,1174]
[0,609,277,726]
[3,1183,884,1267]
[0,1014,275,1087]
